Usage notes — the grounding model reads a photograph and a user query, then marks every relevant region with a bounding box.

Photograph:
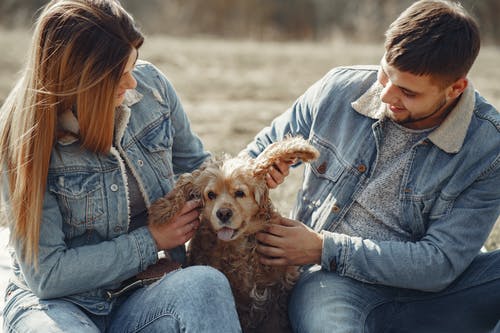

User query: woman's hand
[147,199,201,250]
[266,160,293,188]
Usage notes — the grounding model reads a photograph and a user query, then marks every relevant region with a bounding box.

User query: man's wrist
[314,232,324,265]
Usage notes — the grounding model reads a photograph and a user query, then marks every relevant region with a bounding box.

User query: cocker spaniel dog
[148,136,319,332]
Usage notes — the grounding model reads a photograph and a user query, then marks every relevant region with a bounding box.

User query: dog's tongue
[217,227,235,241]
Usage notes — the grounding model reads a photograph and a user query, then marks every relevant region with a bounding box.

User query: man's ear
[447,78,468,99]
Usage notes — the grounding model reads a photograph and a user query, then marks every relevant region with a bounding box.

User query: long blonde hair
[0,0,144,265]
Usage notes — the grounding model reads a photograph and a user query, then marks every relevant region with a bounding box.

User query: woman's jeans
[289,250,500,333]
[3,266,242,332]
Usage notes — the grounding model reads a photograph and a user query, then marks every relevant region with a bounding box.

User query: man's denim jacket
[246,66,500,292]
[5,61,209,314]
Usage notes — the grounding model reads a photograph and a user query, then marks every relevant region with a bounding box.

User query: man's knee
[288,267,380,333]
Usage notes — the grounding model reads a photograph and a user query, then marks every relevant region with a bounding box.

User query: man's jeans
[3,266,242,332]
[290,250,500,333]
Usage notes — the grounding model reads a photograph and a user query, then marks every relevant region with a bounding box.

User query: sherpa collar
[56,89,143,145]
[351,80,475,154]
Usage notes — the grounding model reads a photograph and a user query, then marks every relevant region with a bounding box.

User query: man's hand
[266,160,293,188]
[256,216,323,266]
[148,199,201,250]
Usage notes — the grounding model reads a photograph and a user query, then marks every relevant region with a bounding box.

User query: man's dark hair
[384,0,480,86]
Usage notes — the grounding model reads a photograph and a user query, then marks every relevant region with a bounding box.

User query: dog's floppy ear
[148,158,213,225]
[148,172,200,225]
[253,178,268,206]
[252,136,319,177]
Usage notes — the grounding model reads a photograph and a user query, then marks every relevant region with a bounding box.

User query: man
[247,1,500,332]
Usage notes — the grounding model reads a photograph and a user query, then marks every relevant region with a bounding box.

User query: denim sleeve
[150,65,210,174]
[321,160,500,292]
[15,189,158,299]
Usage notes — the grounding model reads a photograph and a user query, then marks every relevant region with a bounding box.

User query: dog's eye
[235,190,245,198]
[207,191,217,200]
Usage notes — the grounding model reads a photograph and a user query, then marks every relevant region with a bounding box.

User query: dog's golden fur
[148,137,319,332]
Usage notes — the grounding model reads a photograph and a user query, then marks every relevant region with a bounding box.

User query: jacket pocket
[138,117,174,180]
[420,193,454,220]
[406,192,455,239]
[294,136,348,228]
[310,136,346,182]
[48,173,105,236]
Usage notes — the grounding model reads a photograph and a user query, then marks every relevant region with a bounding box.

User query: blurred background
[1,0,500,43]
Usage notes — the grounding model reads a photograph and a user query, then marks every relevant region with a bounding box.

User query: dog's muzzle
[216,208,233,224]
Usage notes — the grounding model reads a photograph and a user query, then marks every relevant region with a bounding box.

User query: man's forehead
[380,57,439,94]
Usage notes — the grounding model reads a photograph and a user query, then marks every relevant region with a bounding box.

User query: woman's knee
[3,298,99,333]
[148,265,235,311]
[163,265,231,296]
[117,266,239,332]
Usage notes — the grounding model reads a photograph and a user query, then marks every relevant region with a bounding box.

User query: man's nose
[380,81,398,105]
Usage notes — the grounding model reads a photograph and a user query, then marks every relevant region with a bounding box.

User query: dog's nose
[216,208,233,223]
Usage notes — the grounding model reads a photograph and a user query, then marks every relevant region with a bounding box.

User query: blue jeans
[3,266,242,332]
[289,251,500,333]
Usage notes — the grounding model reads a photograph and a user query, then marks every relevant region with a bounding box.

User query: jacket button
[357,164,367,173]
[110,184,119,192]
[317,162,327,174]
[137,159,144,167]
[332,204,340,213]
[114,226,122,232]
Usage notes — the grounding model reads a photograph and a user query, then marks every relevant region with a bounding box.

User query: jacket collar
[351,80,475,153]
[57,89,143,146]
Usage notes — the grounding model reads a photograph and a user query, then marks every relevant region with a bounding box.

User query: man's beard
[386,97,449,128]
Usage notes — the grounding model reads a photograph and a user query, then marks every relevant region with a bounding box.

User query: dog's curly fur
[148,137,319,332]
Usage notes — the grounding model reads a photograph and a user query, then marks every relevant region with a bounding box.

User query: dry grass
[0,29,498,250]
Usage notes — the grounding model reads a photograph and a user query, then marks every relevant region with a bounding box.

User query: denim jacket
[5,61,209,314]
[246,65,500,292]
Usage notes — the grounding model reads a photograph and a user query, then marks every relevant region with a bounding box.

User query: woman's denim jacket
[246,66,500,292]
[5,61,209,314]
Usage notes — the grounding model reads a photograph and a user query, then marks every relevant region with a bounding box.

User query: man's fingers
[264,217,298,236]
[256,243,284,257]
[256,229,283,245]
[256,242,289,266]
[266,173,278,188]
[266,160,292,188]
[259,255,288,266]
[259,249,289,266]
[274,160,291,175]
[277,217,297,227]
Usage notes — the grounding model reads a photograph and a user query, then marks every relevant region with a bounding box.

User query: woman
[0,0,242,331]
